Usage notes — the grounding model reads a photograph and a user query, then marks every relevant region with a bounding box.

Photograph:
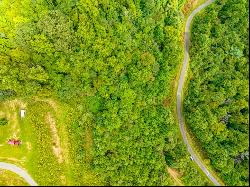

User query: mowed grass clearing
[0,169,28,186]
[0,98,73,185]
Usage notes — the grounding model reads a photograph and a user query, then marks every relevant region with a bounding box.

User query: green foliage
[0,90,16,101]
[185,0,249,186]
[0,118,8,126]
[0,0,215,185]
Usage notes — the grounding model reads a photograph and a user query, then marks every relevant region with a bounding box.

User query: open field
[0,169,28,186]
[0,97,102,185]
[0,98,72,185]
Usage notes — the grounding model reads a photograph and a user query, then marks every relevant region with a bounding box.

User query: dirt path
[167,167,183,186]
[45,112,63,163]
[182,0,199,15]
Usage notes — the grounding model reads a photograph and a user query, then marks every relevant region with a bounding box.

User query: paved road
[0,162,38,186]
[176,0,221,186]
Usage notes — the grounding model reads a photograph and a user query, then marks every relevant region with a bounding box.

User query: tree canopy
[184,0,249,186]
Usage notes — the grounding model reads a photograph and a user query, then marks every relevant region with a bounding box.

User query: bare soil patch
[182,0,199,16]
[45,112,63,163]
[167,167,183,186]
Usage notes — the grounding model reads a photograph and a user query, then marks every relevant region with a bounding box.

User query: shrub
[0,118,8,126]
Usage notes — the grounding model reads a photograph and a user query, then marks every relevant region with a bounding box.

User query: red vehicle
[7,139,21,146]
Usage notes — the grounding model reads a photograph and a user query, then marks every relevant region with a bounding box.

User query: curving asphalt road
[0,162,38,186]
[176,0,221,186]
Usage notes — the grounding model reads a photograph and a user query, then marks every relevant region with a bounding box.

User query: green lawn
[0,98,74,185]
[0,101,28,167]
[0,169,28,186]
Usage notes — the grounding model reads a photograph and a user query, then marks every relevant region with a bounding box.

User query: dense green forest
[0,0,213,185]
[184,0,249,186]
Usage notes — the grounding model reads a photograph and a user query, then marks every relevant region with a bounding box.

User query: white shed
[20,109,26,118]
